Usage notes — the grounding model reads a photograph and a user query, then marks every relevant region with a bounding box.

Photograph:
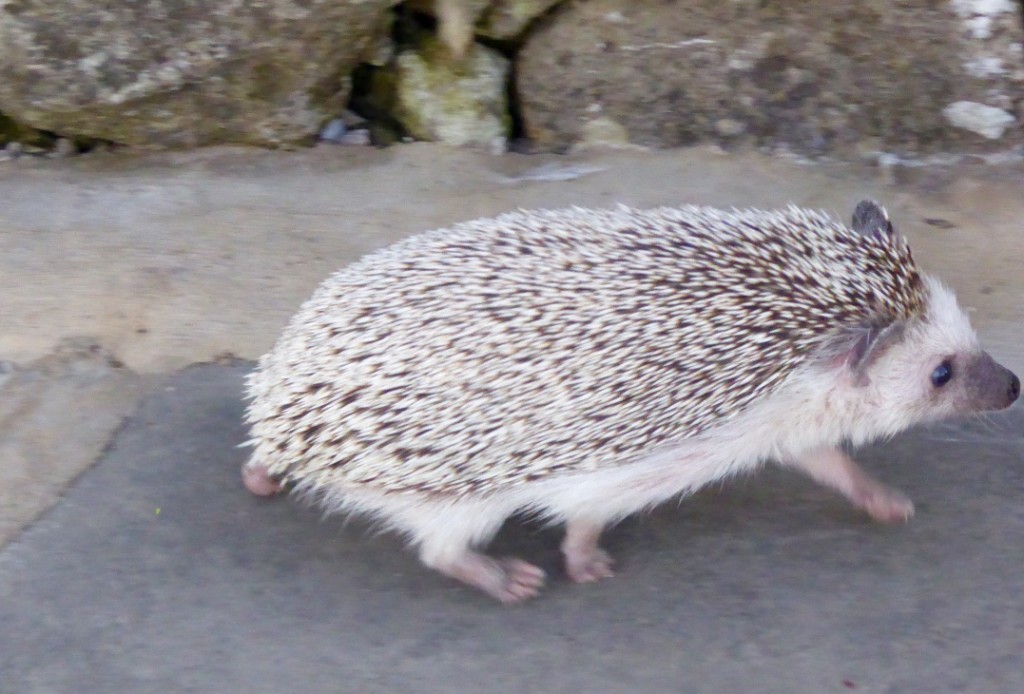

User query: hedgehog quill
[243,201,1018,603]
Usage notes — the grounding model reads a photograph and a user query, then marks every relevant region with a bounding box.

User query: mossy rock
[392,38,511,148]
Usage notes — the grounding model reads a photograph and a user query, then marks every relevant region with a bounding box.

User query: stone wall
[1,0,1021,161]
[518,0,1024,159]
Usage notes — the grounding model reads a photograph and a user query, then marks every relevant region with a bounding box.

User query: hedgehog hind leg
[561,518,615,583]
[401,498,547,603]
[242,456,282,496]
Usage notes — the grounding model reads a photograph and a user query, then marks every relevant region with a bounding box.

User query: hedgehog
[243,200,1018,603]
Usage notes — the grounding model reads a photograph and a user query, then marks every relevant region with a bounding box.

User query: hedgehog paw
[855,482,915,524]
[242,461,282,496]
[562,519,614,584]
[492,558,548,603]
[565,547,615,584]
[432,552,546,604]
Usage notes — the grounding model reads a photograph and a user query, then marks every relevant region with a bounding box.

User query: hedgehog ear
[830,321,907,387]
[851,200,894,240]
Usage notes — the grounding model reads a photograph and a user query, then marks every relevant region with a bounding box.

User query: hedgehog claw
[494,558,547,603]
[562,519,614,584]
[855,482,915,524]
[565,547,615,584]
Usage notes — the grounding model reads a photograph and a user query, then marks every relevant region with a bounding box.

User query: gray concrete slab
[2,364,1023,693]
[0,340,147,547]
[4,142,1024,565]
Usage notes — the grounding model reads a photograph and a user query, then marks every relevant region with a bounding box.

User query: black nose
[1009,371,1020,403]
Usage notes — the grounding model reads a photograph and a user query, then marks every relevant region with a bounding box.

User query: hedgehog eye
[931,359,954,388]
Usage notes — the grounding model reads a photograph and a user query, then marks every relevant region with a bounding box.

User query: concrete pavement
[3,142,1024,554]
[2,363,1022,692]
[3,143,1024,692]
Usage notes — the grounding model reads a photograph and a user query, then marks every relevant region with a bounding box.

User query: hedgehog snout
[959,351,1019,412]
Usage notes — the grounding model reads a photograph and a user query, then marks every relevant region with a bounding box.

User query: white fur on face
[849,278,981,434]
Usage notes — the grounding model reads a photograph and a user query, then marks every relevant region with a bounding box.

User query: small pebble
[877,152,900,186]
[318,118,348,143]
[488,136,508,156]
[338,129,371,146]
[714,118,746,137]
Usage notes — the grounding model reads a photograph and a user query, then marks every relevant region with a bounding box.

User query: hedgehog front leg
[562,518,615,583]
[785,446,914,523]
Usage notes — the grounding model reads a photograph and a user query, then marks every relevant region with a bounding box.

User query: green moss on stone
[392,37,510,147]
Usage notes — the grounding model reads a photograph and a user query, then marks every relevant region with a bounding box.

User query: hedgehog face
[852,278,1018,431]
